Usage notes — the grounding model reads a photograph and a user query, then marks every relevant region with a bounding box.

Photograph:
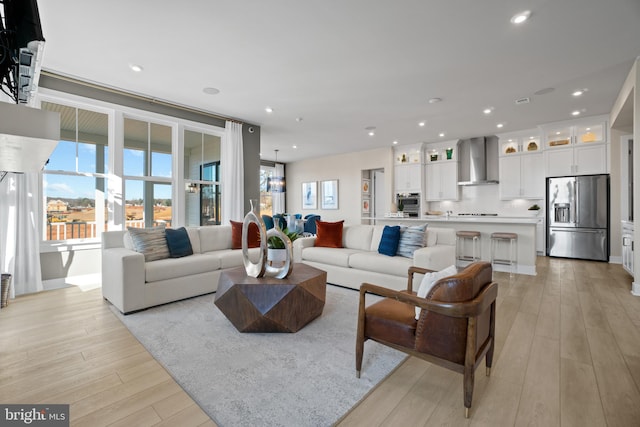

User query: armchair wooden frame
[356,263,498,418]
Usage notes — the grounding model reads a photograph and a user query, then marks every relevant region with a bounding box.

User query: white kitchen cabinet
[541,115,608,176]
[499,153,544,199]
[394,163,422,193]
[425,161,458,201]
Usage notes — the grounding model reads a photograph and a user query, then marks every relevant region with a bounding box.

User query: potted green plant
[527,204,541,216]
[267,228,299,266]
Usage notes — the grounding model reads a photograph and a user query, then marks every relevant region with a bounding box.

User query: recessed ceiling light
[510,10,531,24]
[203,87,220,95]
[571,110,581,116]
[556,131,561,135]
[483,108,493,115]
[586,127,591,131]
[428,97,442,104]
[508,139,513,142]
[418,121,426,127]
[129,64,143,72]
[572,90,584,97]
[392,140,398,145]
[292,145,297,149]
[439,133,445,137]
[368,131,375,136]
[265,107,274,113]
[496,123,504,128]
[295,117,303,122]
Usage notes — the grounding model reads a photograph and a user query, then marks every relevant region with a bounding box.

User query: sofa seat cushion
[145,254,221,283]
[215,248,262,269]
[348,252,413,277]
[301,247,359,268]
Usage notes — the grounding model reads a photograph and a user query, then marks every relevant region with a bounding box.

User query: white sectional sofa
[293,224,456,291]
[102,225,259,314]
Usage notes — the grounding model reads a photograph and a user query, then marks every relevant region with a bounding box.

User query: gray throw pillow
[396,224,427,258]
[127,226,170,262]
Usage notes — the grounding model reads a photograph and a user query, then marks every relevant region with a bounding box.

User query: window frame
[36,89,226,251]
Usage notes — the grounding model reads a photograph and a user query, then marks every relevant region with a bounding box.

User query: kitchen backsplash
[428,185,543,217]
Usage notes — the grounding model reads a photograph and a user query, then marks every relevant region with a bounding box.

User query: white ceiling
[37,0,640,163]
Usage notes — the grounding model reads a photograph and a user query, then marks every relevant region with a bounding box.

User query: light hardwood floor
[2,257,640,426]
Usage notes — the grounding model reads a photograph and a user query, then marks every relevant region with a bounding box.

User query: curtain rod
[39,70,245,125]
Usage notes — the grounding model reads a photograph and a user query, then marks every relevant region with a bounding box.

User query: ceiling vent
[515,97,531,105]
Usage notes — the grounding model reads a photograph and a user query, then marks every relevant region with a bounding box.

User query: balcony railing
[46,220,172,241]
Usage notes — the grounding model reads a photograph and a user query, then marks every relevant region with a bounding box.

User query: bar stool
[491,232,518,277]
[456,230,481,266]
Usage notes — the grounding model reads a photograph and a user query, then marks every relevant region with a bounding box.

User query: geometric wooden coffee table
[214,264,327,333]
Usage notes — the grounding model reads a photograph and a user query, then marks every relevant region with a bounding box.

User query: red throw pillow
[230,221,261,249]
[315,220,344,248]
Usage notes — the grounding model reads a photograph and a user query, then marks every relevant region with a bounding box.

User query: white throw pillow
[415,265,457,319]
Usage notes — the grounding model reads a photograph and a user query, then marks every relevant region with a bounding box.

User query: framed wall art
[321,179,339,210]
[301,181,317,210]
[361,178,370,196]
[362,198,370,214]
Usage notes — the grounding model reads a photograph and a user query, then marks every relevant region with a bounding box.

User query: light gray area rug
[112,285,406,427]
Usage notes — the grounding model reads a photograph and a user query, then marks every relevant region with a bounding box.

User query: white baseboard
[609,256,622,264]
[632,282,640,296]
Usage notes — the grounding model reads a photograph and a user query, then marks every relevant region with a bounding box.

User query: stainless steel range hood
[457,136,499,186]
[0,102,60,174]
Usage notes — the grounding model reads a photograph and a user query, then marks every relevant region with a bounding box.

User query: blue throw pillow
[165,227,194,258]
[378,225,401,256]
[397,224,427,258]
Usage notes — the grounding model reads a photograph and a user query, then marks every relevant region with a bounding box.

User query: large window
[41,102,108,241]
[123,118,173,228]
[39,94,227,243]
[184,130,221,226]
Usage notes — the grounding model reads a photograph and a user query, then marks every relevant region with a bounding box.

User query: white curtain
[272,163,286,214]
[0,172,43,304]
[221,121,244,224]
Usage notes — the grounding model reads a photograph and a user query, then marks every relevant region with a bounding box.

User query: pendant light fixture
[267,149,286,193]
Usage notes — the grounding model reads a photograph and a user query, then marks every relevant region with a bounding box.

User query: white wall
[286,147,394,225]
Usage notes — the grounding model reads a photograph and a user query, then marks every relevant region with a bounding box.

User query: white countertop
[371,215,541,224]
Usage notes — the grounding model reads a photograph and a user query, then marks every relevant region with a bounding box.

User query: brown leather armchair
[355,261,497,418]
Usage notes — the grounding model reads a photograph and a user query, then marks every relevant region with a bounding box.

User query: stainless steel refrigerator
[546,174,609,261]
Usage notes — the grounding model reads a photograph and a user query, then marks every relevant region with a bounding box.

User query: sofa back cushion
[315,220,344,248]
[199,225,233,252]
[230,220,261,249]
[368,225,387,252]
[186,227,201,254]
[342,225,374,251]
[429,227,456,246]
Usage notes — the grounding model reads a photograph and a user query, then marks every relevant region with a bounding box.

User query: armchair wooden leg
[355,288,367,378]
[355,332,364,377]
[463,369,474,418]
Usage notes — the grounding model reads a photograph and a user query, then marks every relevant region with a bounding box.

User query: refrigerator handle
[574,180,579,224]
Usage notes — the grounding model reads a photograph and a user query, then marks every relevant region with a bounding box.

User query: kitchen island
[370,215,540,275]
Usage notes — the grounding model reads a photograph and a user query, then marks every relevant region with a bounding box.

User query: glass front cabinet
[541,115,608,176]
[497,130,544,199]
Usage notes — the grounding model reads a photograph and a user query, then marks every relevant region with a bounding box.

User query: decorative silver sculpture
[241,200,293,279]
